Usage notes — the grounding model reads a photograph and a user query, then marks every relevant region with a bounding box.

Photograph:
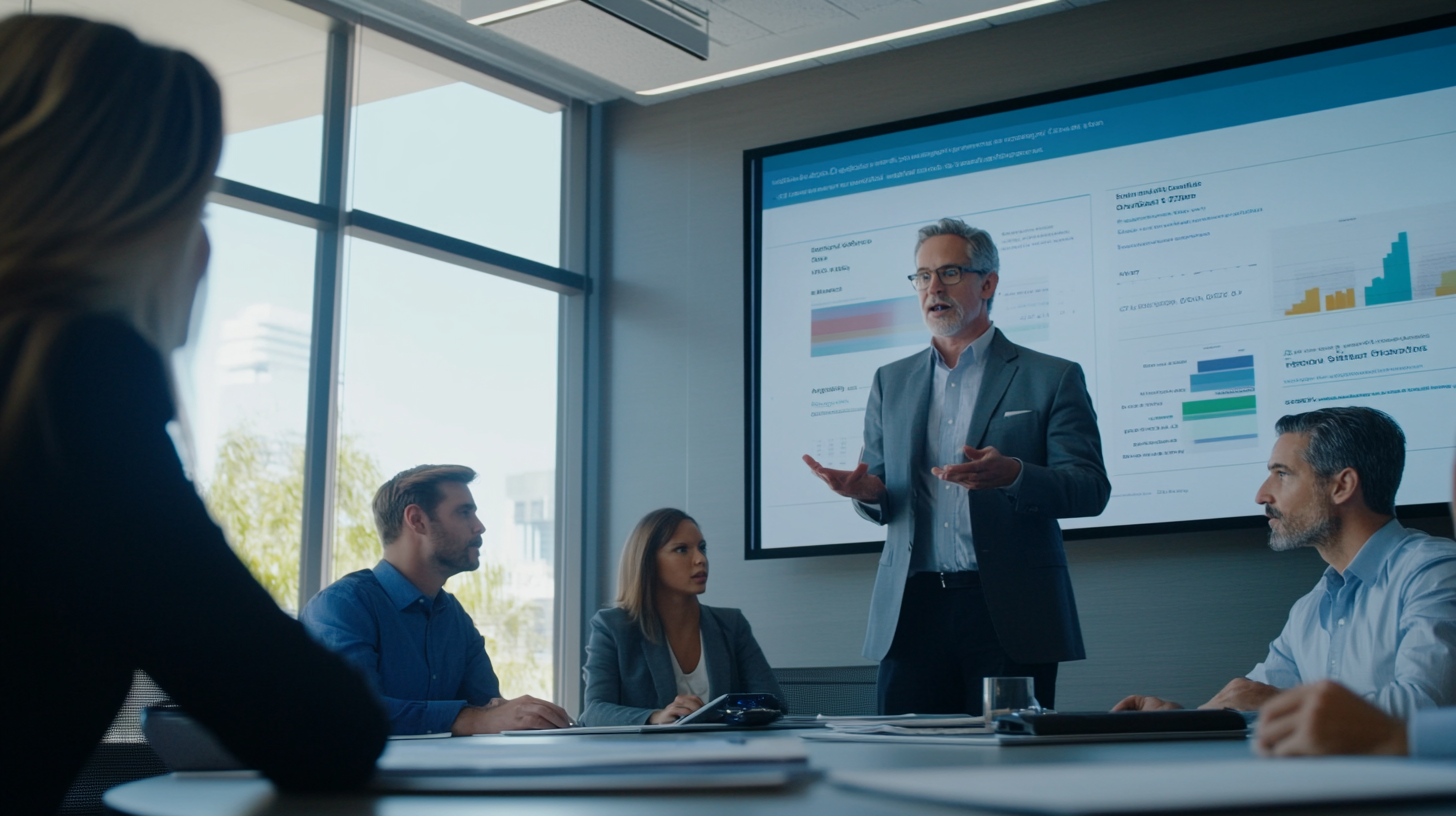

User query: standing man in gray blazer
[804,218,1110,715]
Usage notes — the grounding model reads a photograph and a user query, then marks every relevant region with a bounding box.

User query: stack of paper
[824,715,988,736]
[374,736,810,792]
[803,714,997,744]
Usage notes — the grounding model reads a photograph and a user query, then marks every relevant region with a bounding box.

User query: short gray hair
[1274,407,1405,516]
[914,218,998,310]
[914,218,999,274]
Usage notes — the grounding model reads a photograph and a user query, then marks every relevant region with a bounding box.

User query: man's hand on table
[452,695,571,734]
[932,446,1022,490]
[1111,694,1184,712]
[1200,678,1281,712]
[1253,680,1407,757]
[1112,678,1281,714]
[803,455,886,503]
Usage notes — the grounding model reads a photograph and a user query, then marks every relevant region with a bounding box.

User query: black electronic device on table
[721,693,784,726]
[994,709,1249,743]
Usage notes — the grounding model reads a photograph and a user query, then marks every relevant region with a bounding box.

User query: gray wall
[597,0,1455,711]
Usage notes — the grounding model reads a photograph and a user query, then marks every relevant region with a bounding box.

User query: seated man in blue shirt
[1113,407,1456,717]
[302,464,570,735]
[1254,453,1456,760]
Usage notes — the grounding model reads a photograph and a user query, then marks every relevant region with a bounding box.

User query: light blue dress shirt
[909,324,1023,573]
[1247,520,1456,718]
[1410,707,1456,759]
[300,560,501,735]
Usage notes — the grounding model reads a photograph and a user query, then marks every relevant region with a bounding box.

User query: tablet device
[671,693,730,725]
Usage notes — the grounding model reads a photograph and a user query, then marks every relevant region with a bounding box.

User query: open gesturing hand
[932,445,1022,490]
[803,455,886,504]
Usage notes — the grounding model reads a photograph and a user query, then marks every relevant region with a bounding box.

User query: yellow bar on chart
[1285,287,1321,315]
[1324,288,1355,310]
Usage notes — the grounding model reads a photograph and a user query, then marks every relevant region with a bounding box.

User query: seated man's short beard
[1268,502,1342,552]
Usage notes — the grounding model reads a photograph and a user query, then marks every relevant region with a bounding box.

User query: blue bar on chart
[1189,355,1255,392]
[1365,232,1413,306]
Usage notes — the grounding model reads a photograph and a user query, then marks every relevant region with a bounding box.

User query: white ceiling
[13,0,1109,124]
[462,0,1108,103]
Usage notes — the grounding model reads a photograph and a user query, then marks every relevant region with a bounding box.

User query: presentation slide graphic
[755,27,1456,550]
[1116,342,1260,472]
[1190,354,1255,393]
[810,297,923,357]
[1273,202,1456,318]
[1183,394,1258,447]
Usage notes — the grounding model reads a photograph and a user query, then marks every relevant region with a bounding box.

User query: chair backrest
[772,666,878,716]
[59,671,170,816]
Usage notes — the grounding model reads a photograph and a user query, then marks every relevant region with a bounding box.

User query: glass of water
[983,676,1042,720]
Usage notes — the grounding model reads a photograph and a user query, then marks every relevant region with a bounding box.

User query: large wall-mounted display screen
[746,18,1456,558]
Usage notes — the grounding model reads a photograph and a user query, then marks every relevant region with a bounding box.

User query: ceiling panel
[473,0,1102,103]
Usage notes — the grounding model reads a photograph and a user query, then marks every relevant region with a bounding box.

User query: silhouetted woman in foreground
[0,15,387,812]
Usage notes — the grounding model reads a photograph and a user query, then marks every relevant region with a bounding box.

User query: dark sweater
[0,316,387,814]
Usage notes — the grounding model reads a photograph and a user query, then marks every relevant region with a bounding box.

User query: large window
[351,29,562,263]
[178,206,317,612]
[334,240,560,697]
[41,1,579,699]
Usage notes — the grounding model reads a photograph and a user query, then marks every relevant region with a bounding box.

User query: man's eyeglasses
[908,265,987,290]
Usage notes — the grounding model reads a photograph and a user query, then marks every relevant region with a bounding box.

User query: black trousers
[877,571,1058,715]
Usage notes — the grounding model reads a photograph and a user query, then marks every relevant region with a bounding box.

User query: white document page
[378,735,806,774]
[830,758,1456,814]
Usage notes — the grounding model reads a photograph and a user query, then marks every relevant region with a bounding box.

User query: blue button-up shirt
[300,560,500,735]
[1248,520,1456,717]
[1410,707,1456,759]
[910,325,1023,573]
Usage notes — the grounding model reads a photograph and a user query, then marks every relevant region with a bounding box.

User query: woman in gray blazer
[581,508,785,726]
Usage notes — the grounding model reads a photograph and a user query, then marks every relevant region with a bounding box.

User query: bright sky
[181,65,564,569]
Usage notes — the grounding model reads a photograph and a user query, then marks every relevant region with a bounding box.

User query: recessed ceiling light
[637,0,1062,96]
[468,0,574,27]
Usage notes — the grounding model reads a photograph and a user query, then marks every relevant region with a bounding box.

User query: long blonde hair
[615,508,699,642]
[0,14,223,463]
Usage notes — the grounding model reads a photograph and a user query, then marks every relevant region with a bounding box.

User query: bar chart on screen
[1116,342,1260,478]
[1273,202,1456,318]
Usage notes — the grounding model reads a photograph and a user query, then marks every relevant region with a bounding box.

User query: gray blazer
[580,605,785,726]
[857,328,1110,664]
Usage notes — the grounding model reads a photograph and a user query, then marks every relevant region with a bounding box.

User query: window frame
[194,5,593,710]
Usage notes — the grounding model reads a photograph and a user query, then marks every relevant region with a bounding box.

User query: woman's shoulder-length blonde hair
[0,14,222,464]
[615,508,699,642]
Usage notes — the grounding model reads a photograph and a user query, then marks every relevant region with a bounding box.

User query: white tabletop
[104,730,1456,816]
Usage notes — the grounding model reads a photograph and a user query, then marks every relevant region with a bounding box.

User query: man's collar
[932,321,996,369]
[373,559,432,612]
[1340,517,1405,585]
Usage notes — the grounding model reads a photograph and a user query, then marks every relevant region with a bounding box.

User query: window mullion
[299,19,355,611]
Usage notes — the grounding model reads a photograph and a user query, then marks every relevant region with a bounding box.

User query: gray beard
[924,305,969,337]
[1268,510,1341,552]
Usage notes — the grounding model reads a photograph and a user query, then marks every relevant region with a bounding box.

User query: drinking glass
[983,676,1042,720]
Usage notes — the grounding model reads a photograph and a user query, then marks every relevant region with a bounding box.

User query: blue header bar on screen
[760,28,1456,209]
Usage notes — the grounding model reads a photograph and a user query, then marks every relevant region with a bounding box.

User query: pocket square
[1003,410,1032,417]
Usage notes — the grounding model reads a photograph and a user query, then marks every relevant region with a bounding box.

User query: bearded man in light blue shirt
[1115,407,1456,716]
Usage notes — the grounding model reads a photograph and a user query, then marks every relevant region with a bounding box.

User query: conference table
[105,728,1456,816]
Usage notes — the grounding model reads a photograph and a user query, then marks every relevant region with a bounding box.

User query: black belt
[913,570,980,589]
